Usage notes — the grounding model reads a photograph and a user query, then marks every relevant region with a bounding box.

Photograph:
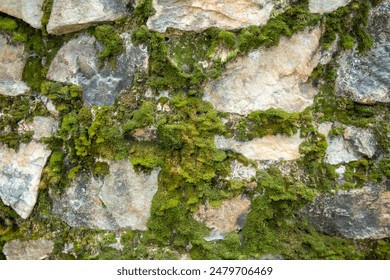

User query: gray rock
[304,184,390,239]
[3,238,54,260]
[309,0,351,14]
[18,116,58,140]
[215,133,305,161]
[52,160,160,230]
[147,0,275,33]
[47,33,148,106]
[194,195,250,234]
[227,160,257,181]
[203,27,322,115]
[47,0,130,35]
[337,0,390,104]
[324,125,377,165]
[0,142,52,219]
[0,35,29,96]
[0,0,44,29]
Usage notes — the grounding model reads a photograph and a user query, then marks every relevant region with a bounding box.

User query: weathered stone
[0,35,29,96]
[18,116,58,140]
[47,0,130,35]
[337,0,390,104]
[52,161,160,230]
[215,133,305,161]
[147,0,275,33]
[203,27,322,115]
[3,238,54,260]
[227,160,257,181]
[304,184,390,239]
[194,195,250,235]
[0,142,52,219]
[309,0,351,14]
[0,0,44,29]
[47,33,148,106]
[324,125,377,165]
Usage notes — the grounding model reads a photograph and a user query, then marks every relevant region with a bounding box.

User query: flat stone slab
[309,0,352,14]
[3,238,54,260]
[203,27,322,115]
[147,0,275,33]
[0,0,44,29]
[0,142,52,219]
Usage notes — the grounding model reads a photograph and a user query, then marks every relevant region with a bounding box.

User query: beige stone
[0,0,44,29]
[3,239,54,260]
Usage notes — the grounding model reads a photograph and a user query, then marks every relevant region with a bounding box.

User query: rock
[324,125,377,165]
[304,184,390,239]
[47,33,148,106]
[194,195,250,233]
[336,0,390,104]
[52,160,160,230]
[309,0,351,14]
[215,133,305,161]
[0,35,29,96]
[227,160,257,181]
[3,238,54,260]
[18,116,58,140]
[0,142,52,219]
[47,0,130,35]
[147,0,275,33]
[203,27,322,115]
[0,0,44,29]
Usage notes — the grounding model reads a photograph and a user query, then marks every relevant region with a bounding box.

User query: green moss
[94,25,124,67]
[0,16,18,31]
[133,0,155,25]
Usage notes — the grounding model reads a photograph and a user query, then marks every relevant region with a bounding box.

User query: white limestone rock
[215,133,305,161]
[203,27,322,115]
[3,238,54,260]
[0,142,52,219]
[0,35,29,96]
[147,0,275,33]
[0,0,44,29]
[52,161,160,231]
[18,116,58,140]
[309,0,352,14]
[47,0,130,35]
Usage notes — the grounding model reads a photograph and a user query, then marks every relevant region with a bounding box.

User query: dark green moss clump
[94,25,124,67]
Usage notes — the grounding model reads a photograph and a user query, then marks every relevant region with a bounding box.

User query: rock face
[337,0,390,104]
[194,195,250,238]
[0,142,52,219]
[309,0,351,14]
[47,0,130,35]
[203,27,322,115]
[215,133,305,161]
[0,0,44,29]
[2,238,54,260]
[18,116,58,140]
[52,161,160,230]
[304,185,390,239]
[147,0,274,33]
[324,125,377,165]
[47,33,148,106]
[227,160,257,181]
[0,35,29,96]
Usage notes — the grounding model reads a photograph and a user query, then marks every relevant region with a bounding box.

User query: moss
[94,25,124,67]
[0,16,18,31]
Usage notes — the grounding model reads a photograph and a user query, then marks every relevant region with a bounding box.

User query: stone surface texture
[309,0,352,14]
[18,116,58,140]
[47,33,148,106]
[2,238,54,260]
[215,133,305,161]
[147,0,275,33]
[203,27,322,115]
[194,195,250,233]
[227,160,257,181]
[337,0,390,104]
[52,161,160,230]
[47,0,130,35]
[304,185,390,239]
[0,35,29,96]
[0,0,44,29]
[324,125,377,165]
[0,142,52,219]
